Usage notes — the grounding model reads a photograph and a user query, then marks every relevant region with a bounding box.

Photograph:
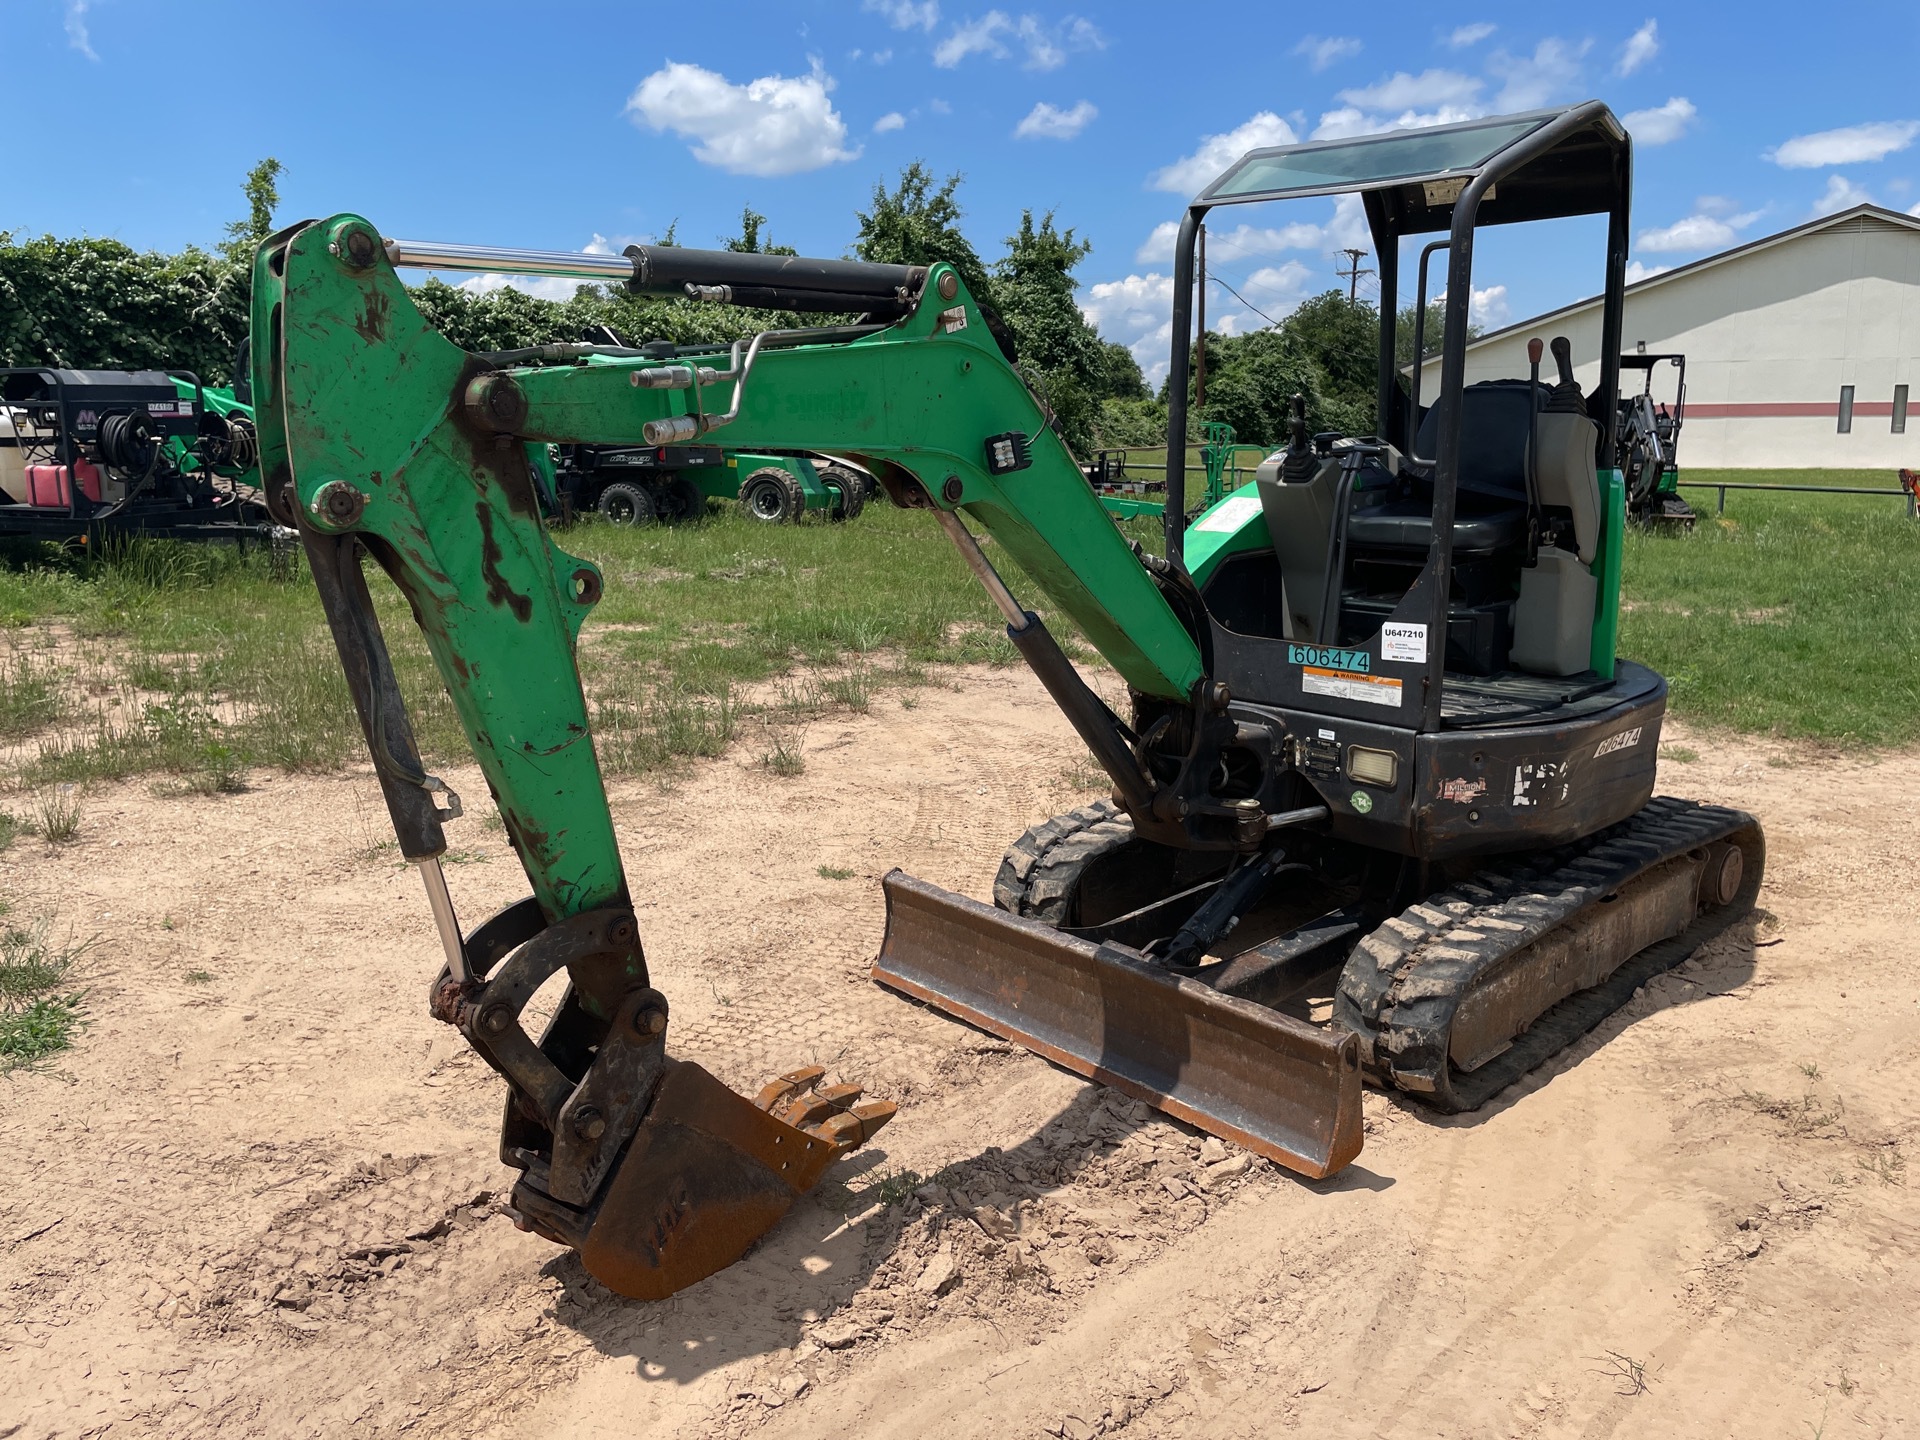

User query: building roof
[1453,203,1920,353]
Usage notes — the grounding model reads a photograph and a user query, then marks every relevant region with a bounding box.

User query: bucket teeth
[776,1080,865,1128]
[754,1065,827,1112]
[755,1067,898,1153]
[769,1076,898,1153]
[814,1100,899,1152]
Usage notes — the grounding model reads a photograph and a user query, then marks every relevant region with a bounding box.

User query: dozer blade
[872,870,1364,1179]
[559,1062,895,1300]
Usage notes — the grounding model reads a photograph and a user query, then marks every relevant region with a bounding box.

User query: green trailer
[1083,422,1270,518]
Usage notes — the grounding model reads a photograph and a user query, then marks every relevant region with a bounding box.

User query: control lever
[1551,335,1576,388]
[1280,392,1316,481]
[1525,338,1545,564]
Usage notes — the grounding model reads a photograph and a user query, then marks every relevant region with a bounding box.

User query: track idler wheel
[560,1063,894,1300]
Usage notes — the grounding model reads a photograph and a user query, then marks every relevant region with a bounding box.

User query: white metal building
[1419,204,1920,470]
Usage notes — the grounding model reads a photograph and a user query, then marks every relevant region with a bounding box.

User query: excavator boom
[251,215,1361,1297]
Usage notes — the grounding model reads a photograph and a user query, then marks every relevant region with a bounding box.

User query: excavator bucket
[522,1062,895,1301]
[872,871,1364,1179]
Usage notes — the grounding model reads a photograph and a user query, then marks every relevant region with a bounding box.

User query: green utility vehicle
[253,101,1761,1304]
[552,440,871,525]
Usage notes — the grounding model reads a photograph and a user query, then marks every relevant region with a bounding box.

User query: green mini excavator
[253,102,1760,1301]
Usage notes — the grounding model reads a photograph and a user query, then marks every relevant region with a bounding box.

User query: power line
[1207,273,1282,330]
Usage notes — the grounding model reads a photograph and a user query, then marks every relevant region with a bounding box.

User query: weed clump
[0,909,91,1073]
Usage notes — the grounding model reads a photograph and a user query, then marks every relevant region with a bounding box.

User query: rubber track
[1334,796,1764,1113]
[991,800,1133,924]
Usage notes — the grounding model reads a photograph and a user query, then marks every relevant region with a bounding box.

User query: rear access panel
[873,870,1364,1179]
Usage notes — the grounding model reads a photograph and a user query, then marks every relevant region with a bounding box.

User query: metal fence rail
[1678,478,1920,518]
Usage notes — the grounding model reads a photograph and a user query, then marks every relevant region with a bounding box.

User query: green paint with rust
[253,216,619,921]
[253,213,1205,924]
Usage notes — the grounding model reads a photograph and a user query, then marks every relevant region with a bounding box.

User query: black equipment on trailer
[0,368,273,543]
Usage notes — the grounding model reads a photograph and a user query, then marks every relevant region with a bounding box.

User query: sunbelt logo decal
[1288,644,1370,673]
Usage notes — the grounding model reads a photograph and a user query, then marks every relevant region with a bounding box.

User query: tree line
[1,159,1471,457]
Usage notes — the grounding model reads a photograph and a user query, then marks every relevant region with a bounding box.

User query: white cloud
[1487,37,1589,112]
[1448,22,1495,48]
[932,11,1101,70]
[1015,100,1096,140]
[1240,261,1315,310]
[1327,194,1372,250]
[928,97,953,114]
[1694,194,1740,217]
[1135,219,1325,264]
[1150,112,1298,193]
[1811,174,1874,216]
[626,61,859,177]
[1623,96,1696,146]
[1439,283,1510,328]
[65,0,97,60]
[873,111,907,133]
[1616,20,1658,77]
[1911,200,1920,218]
[1293,35,1362,73]
[1080,272,1176,380]
[1636,207,1762,252]
[1625,260,1673,283]
[1767,120,1920,168]
[872,48,894,64]
[1310,68,1487,140]
[932,12,1003,65]
[864,0,938,31]
[1312,103,1482,141]
[1134,222,1181,263]
[1337,69,1482,113]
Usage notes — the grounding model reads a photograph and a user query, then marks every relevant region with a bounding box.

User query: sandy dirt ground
[3,667,1917,1440]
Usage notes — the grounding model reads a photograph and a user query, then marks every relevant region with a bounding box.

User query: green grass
[0,908,90,1074]
[1622,470,1920,746]
[0,472,1912,803]
[0,508,1031,791]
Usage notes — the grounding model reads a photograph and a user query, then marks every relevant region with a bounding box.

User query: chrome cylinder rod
[932,507,1027,628]
[416,856,471,985]
[383,239,634,283]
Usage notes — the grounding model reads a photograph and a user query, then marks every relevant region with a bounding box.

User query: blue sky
[15,1,1920,381]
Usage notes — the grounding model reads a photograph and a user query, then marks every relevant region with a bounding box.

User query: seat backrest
[1535,411,1601,564]
[1412,380,1542,503]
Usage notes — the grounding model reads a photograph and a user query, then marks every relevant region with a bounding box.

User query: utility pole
[1337,247,1374,302]
[1195,224,1207,408]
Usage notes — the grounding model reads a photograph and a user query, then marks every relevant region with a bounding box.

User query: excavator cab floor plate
[872,869,1365,1179]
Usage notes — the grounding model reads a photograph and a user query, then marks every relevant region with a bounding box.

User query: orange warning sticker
[1300,666,1403,708]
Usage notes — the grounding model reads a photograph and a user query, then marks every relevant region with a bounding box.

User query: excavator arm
[251,215,1358,1300]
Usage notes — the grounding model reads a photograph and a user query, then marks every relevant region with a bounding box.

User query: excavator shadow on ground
[530,1058,1411,1385]
[525,895,1762,1382]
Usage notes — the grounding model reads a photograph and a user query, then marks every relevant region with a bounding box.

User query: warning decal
[1193,494,1263,534]
[1301,666,1402,708]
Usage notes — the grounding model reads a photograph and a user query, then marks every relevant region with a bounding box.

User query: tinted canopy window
[1203,117,1549,200]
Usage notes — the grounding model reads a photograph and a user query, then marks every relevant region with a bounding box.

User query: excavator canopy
[1195,104,1629,230]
